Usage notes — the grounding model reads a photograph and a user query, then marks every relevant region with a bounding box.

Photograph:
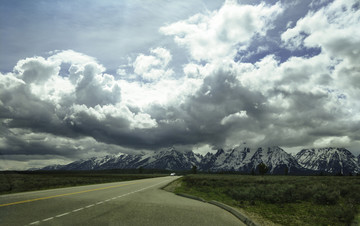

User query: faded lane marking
[72,207,83,212]
[0,181,141,207]
[56,212,70,218]
[42,217,54,221]
[85,204,94,208]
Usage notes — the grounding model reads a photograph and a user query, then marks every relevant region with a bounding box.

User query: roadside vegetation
[172,174,360,225]
[0,170,166,195]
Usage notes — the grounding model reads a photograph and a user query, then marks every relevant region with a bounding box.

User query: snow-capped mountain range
[200,146,304,174]
[41,147,360,175]
[295,147,359,175]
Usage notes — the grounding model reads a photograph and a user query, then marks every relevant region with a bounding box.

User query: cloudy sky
[1,0,360,170]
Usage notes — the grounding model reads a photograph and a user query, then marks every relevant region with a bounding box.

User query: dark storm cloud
[145,68,270,148]
[1,57,273,155]
[1,0,360,170]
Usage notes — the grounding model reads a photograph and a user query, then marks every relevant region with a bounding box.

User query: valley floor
[0,171,166,195]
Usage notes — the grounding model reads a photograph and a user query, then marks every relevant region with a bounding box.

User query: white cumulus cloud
[133,47,174,81]
[160,0,283,61]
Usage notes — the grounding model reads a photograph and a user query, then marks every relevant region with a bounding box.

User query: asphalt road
[0,176,244,226]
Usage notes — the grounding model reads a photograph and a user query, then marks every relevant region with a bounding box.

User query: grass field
[0,171,166,195]
[172,174,360,225]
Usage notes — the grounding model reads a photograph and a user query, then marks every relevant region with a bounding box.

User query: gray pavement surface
[0,176,244,226]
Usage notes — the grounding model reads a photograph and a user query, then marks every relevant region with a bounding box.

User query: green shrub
[314,190,339,205]
[226,187,255,201]
[330,204,357,224]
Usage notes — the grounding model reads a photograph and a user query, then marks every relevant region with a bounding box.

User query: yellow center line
[0,181,142,207]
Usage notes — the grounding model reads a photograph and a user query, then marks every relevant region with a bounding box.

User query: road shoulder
[162,179,260,226]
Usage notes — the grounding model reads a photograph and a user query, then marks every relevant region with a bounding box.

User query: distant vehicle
[170,172,176,176]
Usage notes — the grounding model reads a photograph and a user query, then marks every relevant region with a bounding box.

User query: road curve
[0,176,244,226]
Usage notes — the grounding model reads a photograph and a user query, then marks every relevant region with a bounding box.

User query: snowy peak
[61,153,142,170]
[250,146,301,173]
[41,164,64,170]
[145,148,199,170]
[200,146,301,174]
[295,147,359,174]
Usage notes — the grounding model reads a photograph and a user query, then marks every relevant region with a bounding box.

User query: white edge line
[29,221,40,225]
